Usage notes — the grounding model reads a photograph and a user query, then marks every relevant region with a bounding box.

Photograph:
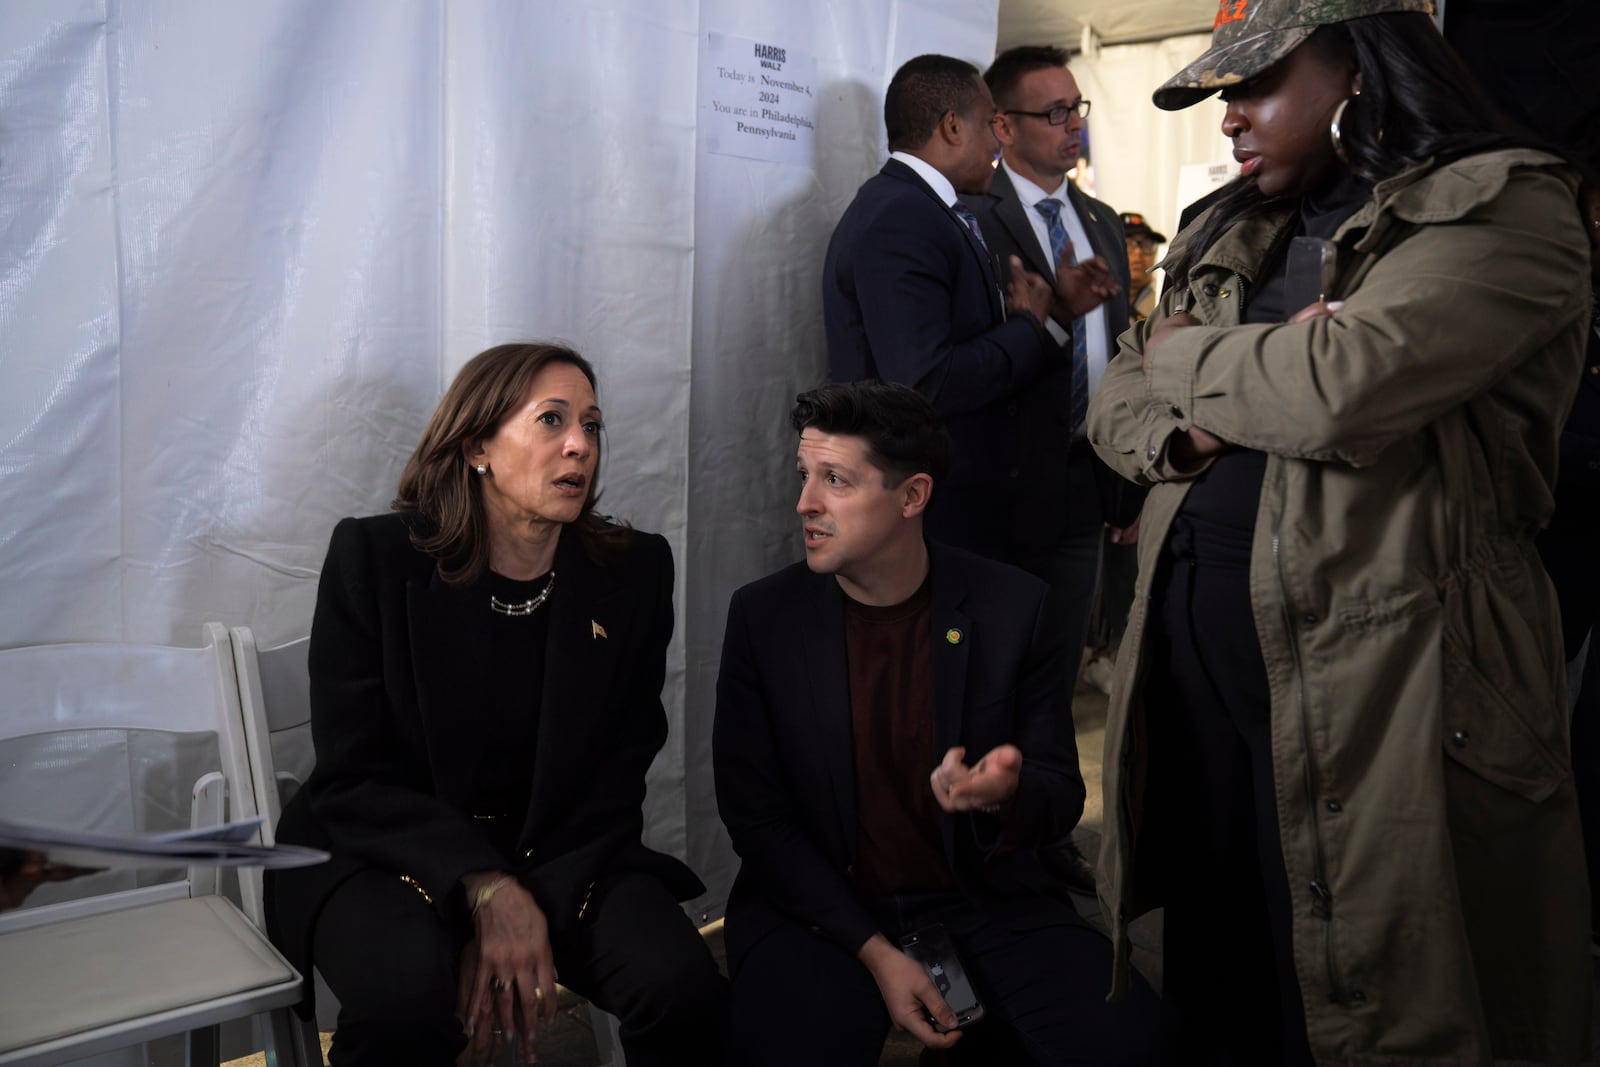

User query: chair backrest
[0,622,258,919]
[231,627,348,1036]
[231,629,312,841]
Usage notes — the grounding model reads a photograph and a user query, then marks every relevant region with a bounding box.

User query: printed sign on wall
[701,32,817,166]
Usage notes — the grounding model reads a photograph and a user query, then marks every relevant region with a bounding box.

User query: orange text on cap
[1215,0,1249,28]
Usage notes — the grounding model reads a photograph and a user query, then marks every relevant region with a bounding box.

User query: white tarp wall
[1072,32,1230,246]
[0,0,998,917]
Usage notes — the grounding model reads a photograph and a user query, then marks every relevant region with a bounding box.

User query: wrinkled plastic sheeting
[682,0,999,912]
[0,0,998,917]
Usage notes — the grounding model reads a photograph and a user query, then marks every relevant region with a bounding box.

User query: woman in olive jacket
[1087,3,1591,1063]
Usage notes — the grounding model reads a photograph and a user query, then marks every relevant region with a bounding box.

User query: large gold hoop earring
[1330,89,1361,165]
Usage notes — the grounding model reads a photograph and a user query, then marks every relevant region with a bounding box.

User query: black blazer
[711,542,1087,974]
[961,166,1145,543]
[267,513,700,978]
[822,158,1056,556]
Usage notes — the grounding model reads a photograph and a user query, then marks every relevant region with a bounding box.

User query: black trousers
[1539,504,1600,934]
[1143,548,1315,1066]
[1009,445,1106,700]
[312,867,727,1066]
[726,893,1158,1066]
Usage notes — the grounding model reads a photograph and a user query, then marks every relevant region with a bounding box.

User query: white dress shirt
[1002,161,1111,418]
[889,150,958,207]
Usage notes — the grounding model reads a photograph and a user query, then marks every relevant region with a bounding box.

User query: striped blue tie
[1035,197,1089,434]
[951,203,989,256]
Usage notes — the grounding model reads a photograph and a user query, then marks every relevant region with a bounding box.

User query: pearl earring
[475,464,487,475]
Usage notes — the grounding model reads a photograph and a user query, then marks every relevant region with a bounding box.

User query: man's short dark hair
[884,54,983,152]
[984,45,1070,109]
[791,380,951,487]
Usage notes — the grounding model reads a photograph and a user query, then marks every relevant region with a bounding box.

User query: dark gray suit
[960,167,1144,691]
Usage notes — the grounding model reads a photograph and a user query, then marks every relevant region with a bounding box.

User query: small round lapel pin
[945,628,963,645]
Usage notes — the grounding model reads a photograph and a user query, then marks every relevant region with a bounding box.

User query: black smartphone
[1285,235,1338,315]
[899,922,985,1032]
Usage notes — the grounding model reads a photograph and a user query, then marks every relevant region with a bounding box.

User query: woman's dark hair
[791,380,952,487]
[393,342,629,585]
[1167,11,1540,287]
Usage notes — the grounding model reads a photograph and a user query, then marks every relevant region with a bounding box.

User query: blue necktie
[951,203,989,256]
[1035,197,1089,435]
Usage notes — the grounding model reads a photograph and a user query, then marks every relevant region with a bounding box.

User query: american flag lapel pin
[592,620,608,640]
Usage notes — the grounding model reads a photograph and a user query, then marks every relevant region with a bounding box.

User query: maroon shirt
[844,577,957,896]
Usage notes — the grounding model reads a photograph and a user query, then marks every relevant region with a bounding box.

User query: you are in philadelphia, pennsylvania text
[735,122,797,141]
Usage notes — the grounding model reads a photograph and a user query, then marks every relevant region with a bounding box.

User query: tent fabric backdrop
[0,0,998,917]
[1073,32,1228,244]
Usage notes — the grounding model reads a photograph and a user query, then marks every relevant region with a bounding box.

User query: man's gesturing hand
[930,744,1022,814]
[1052,256,1121,321]
[1006,255,1054,324]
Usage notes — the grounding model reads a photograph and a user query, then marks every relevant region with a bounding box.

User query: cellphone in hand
[1284,235,1338,315]
[899,922,985,1032]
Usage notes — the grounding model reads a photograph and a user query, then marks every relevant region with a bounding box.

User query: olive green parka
[1088,149,1592,1064]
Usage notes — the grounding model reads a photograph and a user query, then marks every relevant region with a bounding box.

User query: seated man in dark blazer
[713,381,1155,1066]
[821,54,1118,558]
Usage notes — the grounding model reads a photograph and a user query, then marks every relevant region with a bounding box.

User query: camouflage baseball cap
[1153,0,1436,111]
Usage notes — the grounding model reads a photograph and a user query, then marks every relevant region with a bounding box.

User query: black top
[472,569,552,854]
[1170,172,1371,567]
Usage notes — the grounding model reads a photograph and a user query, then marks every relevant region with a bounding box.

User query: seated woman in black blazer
[267,342,727,1066]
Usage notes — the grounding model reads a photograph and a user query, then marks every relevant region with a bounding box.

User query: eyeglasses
[1004,100,1090,125]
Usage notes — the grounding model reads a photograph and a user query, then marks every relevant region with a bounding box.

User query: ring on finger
[490,977,508,993]
[533,986,544,1002]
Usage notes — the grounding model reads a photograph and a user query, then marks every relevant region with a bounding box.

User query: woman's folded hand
[456,871,558,1065]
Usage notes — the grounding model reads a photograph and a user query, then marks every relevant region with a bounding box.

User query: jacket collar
[801,572,856,853]
[985,164,1056,281]
[883,157,1004,311]
[888,151,958,206]
[1181,149,1573,278]
[1356,148,1573,250]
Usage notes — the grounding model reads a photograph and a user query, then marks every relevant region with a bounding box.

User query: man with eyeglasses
[960,45,1144,897]
[822,54,1118,562]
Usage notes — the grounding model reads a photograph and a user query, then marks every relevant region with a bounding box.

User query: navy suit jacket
[822,158,1056,556]
[267,513,701,982]
[961,166,1145,545]
[711,541,1087,974]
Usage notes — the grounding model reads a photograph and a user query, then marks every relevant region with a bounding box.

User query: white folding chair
[231,628,330,1064]
[0,623,306,1067]
[230,625,630,1066]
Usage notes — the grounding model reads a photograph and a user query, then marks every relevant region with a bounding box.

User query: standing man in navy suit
[822,53,1119,559]
[960,46,1143,711]
[714,381,1156,1066]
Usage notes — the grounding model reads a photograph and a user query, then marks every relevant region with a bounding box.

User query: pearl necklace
[488,570,556,617]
